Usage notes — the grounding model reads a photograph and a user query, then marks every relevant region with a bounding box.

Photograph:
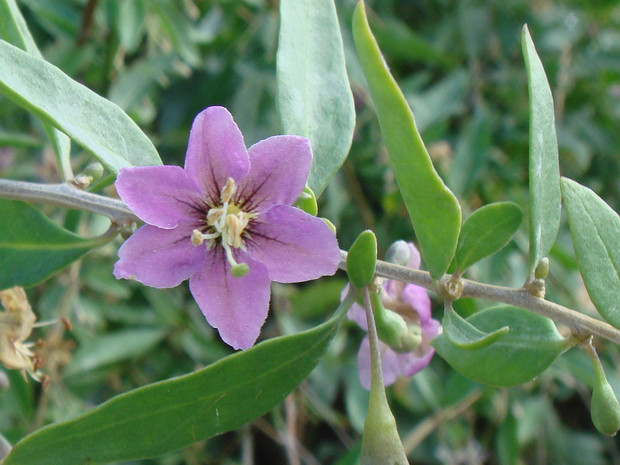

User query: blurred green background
[1,0,620,463]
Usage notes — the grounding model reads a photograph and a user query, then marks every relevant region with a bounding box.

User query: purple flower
[347,243,440,389]
[114,106,340,350]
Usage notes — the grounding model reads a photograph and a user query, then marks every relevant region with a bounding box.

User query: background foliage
[1,0,620,464]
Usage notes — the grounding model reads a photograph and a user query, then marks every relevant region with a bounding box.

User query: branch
[2,178,618,346]
[339,251,620,346]
[0,179,137,226]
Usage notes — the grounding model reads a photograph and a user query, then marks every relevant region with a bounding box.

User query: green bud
[82,162,104,181]
[590,348,620,436]
[294,185,318,216]
[534,257,550,279]
[385,240,410,266]
[231,263,250,278]
[346,230,377,288]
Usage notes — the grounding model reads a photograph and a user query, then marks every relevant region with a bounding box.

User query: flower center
[191,177,255,277]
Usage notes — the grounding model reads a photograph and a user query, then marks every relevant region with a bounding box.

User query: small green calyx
[346,230,377,288]
[370,290,421,353]
[534,257,550,279]
[294,185,318,216]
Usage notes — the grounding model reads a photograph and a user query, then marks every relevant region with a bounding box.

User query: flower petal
[184,106,250,202]
[356,337,435,390]
[249,205,340,283]
[114,223,204,288]
[189,249,270,350]
[343,284,368,330]
[116,166,204,229]
[400,283,432,325]
[406,242,422,269]
[238,136,312,212]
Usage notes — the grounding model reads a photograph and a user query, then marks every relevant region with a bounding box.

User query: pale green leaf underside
[0,39,161,173]
[277,0,355,197]
[352,2,461,279]
[4,305,348,465]
[561,177,620,328]
[522,25,561,275]
[0,199,109,289]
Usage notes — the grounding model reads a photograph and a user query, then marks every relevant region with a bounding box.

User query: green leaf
[346,230,377,288]
[0,199,110,289]
[522,25,561,276]
[0,39,161,173]
[277,0,355,197]
[561,177,620,328]
[443,304,509,349]
[4,300,351,465]
[455,202,523,273]
[64,329,166,377]
[0,0,72,179]
[432,305,569,387]
[352,2,461,279]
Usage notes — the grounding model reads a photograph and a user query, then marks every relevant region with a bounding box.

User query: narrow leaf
[561,177,620,328]
[522,25,561,276]
[0,39,161,173]
[443,303,508,349]
[0,199,109,289]
[0,0,72,179]
[455,202,523,273]
[277,0,355,197]
[352,2,461,279]
[433,305,570,387]
[4,302,350,465]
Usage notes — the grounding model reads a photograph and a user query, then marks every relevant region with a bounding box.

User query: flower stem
[340,250,620,346]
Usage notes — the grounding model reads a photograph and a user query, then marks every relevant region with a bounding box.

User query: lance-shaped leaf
[0,39,161,173]
[522,25,561,276]
[455,202,523,273]
[277,0,355,197]
[0,0,72,179]
[433,305,570,387]
[0,199,111,289]
[3,301,350,465]
[561,177,620,328]
[352,2,461,279]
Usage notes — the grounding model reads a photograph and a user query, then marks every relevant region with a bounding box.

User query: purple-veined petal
[184,107,250,202]
[356,337,435,390]
[116,166,204,229]
[248,205,340,283]
[189,249,270,350]
[114,223,204,288]
[401,283,432,325]
[238,136,312,212]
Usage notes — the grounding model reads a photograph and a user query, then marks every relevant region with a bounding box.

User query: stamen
[191,229,220,246]
[220,177,236,204]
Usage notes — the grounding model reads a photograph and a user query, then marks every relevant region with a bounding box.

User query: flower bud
[371,292,421,353]
[589,347,620,436]
[385,240,410,266]
[346,230,377,288]
[534,257,550,279]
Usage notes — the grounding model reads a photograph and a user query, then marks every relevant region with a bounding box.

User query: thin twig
[0,179,137,226]
[339,251,620,346]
